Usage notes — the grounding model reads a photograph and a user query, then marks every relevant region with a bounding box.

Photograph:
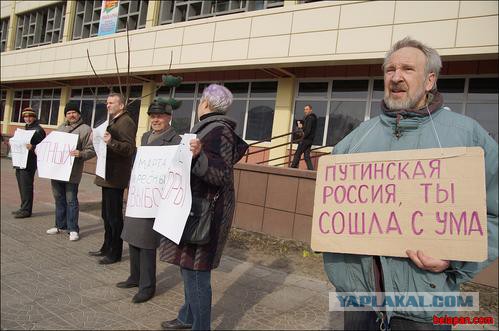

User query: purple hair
[201,84,233,113]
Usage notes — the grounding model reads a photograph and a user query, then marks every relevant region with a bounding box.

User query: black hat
[64,101,81,116]
[147,100,172,115]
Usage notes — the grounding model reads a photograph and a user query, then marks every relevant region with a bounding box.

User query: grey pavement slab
[1,158,339,330]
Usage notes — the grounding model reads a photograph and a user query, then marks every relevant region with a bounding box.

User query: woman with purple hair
[159,84,248,330]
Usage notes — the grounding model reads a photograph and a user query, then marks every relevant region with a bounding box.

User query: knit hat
[147,100,172,115]
[64,101,81,116]
[22,107,36,117]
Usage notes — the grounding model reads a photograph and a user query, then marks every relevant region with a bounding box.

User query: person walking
[158,84,248,330]
[117,100,181,303]
[290,104,317,170]
[46,101,96,241]
[89,92,137,265]
[12,107,46,218]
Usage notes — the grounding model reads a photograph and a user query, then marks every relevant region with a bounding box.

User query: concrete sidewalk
[1,158,339,330]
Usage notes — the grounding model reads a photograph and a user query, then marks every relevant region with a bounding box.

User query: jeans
[178,267,212,330]
[290,140,314,170]
[344,311,451,330]
[51,180,80,232]
[100,187,124,261]
[15,168,36,214]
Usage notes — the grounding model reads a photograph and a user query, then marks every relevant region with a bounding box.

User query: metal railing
[243,130,329,169]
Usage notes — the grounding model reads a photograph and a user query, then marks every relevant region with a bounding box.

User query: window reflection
[246,100,275,141]
[327,101,365,146]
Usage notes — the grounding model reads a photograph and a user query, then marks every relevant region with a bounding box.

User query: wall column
[62,0,77,42]
[268,77,296,166]
[135,82,155,144]
[145,0,160,28]
[5,1,17,51]
[57,86,71,125]
[2,89,14,134]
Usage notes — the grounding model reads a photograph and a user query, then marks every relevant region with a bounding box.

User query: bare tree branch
[86,49,113,92]
[126,83,163,108]
[113,39,124,98]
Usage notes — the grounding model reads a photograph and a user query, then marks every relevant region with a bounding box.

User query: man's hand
[26,143,32,150]
[70,150,80,157]
[406,250,450,273]
[189,139,202,157]
[103,131,111,144]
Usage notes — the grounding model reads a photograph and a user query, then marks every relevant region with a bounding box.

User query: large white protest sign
[93,121,108,179]
[35,131,78,181]
[153,134,196,244]
[9,129,35,169]
[125,145,179,218]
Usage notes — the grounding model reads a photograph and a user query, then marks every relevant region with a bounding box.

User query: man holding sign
[11,108,46,219]
[320,37,498,330]
[90,93,137,265]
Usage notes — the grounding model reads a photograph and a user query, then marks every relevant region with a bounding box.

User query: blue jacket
[323,105,498,323]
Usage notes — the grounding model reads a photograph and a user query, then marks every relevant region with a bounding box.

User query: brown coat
[94,111,137,189]
[121,127,181,249]
[158,114,248,271]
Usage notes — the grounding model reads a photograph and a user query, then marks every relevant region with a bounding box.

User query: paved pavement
[1,157,340,330]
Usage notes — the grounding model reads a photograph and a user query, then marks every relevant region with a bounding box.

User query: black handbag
[181,192,220,245]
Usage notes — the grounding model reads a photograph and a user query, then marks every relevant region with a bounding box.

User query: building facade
[1,0,498,167]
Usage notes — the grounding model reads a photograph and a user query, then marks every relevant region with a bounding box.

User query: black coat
[121,127,181,249]
[302,113,317,143]
[15,120,46,171]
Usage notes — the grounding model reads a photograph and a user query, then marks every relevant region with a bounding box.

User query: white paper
[35,131,78,181]
[125,145,179,218]
[10,129,36,169]
[153,134,196,244]
[93,120,108,179]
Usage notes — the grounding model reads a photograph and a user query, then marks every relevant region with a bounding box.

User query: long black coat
[159,114,248,271]
[121,127,181,249]
[94,111,137,189]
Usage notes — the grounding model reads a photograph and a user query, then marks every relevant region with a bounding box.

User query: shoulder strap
[193,121,232,140]
[68,122,83,133]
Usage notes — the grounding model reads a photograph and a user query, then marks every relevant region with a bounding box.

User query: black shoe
[132,291,154,304]
[11,209,22,215]
[98,256,121,265]
[88,250,106,257]
[160,319,192,330]
[116,280,138,288]
[14,211,31,218]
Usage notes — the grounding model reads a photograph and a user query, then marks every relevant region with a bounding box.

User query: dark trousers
[344,311,451,330]
[178,267,212,330]
[291,140,313,170]
[100,187,124,261]
[15,168,36,214]
[128,244,156,295]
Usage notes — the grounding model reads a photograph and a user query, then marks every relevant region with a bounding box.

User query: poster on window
[9,129,36,169]
[125,145,179,218]
[93,120,108,179]
[97,0,119,36]
[35,131,78,181]
[153,134,196,244]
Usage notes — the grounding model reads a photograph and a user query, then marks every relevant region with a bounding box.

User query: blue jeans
[51,180,79,233]
[178,267,212,330]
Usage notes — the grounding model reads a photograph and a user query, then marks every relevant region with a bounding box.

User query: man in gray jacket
[46,101,96,241]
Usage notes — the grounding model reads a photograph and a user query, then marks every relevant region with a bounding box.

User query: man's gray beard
[384,87,426,111]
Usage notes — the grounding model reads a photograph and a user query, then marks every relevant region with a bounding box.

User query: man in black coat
[12,108,46,218]
[291,104,317,170]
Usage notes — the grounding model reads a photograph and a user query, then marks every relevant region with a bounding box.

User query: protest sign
[311,147,487,262]
[9,129,35,169]
[125,145,179,218]
[153,134,196,244]
[93,121,108,179]
[35,131,78,181]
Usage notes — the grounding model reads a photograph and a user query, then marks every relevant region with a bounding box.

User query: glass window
[293,100,327,146]
[468,78,498,103]
[297,82,328,98]
[438,78,465,103]
[251,81,278,98]
[172,100,194,135]
[326,101,365,146]
[11,88,61,124]
[1,18,9,52]
[226,99,246,137]
[246,100,275,141]
[15,2,65,49]
[331,80,369,99]
[223,82,249,98]
[0,90,6,121]
[466,103,498,142]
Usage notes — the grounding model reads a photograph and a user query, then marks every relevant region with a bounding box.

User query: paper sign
[35,131,78,181]
[10,129,35,169]
[93,121,108,179]
[97,0,119,36]
[311,147,488,262]
[153,134,196,244]
[125,145,179,218]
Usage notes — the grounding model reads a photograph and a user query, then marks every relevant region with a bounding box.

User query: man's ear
[425,72,436,92]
